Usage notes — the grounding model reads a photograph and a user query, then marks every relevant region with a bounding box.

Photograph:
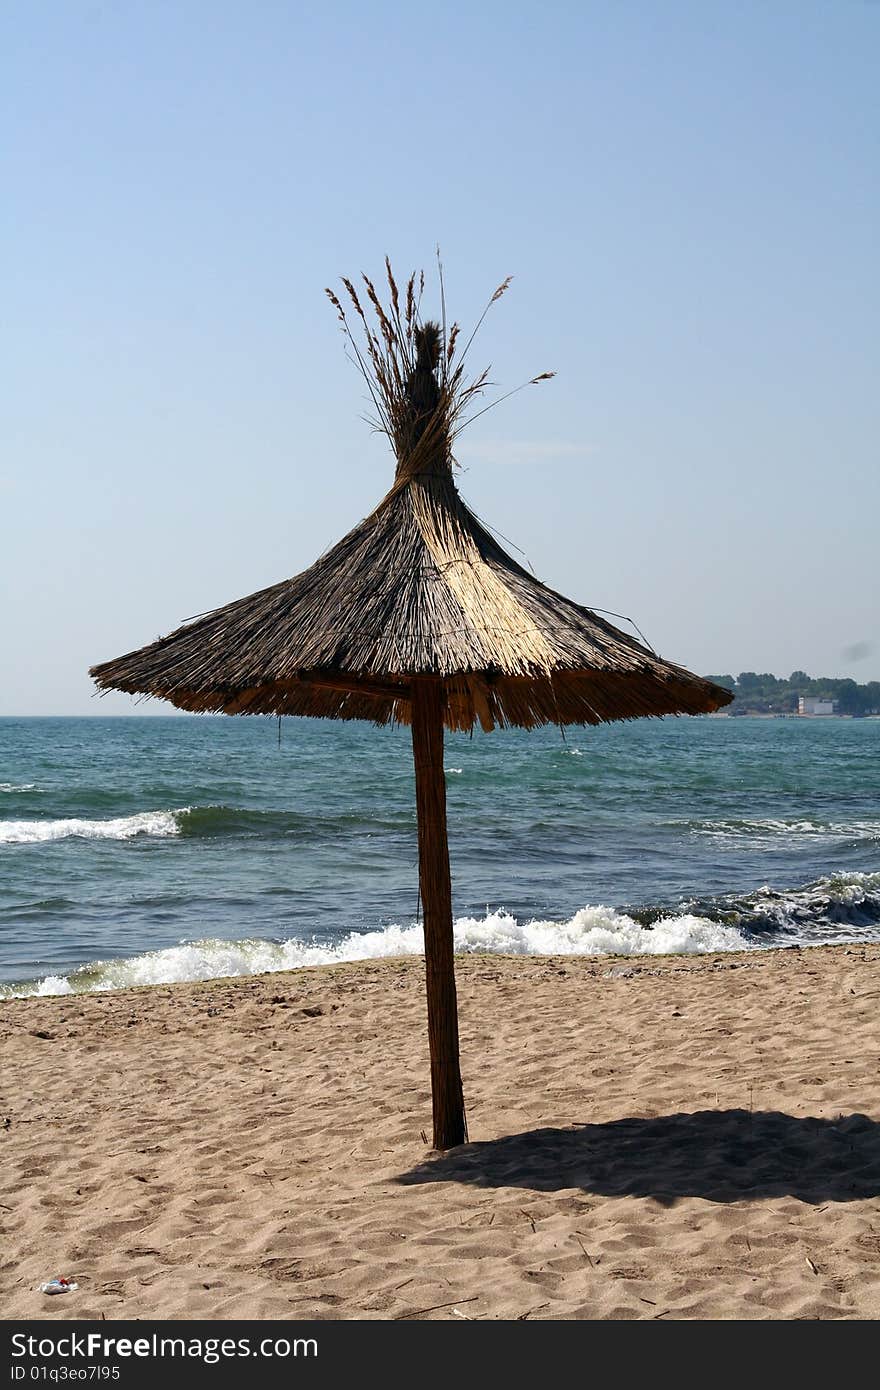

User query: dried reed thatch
[91,262,731,732]
[90,260,732,1149]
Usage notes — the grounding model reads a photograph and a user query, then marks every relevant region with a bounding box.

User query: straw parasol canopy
[91,261,732,1149]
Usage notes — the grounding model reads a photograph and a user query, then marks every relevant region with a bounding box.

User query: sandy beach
[2,945,879,1321]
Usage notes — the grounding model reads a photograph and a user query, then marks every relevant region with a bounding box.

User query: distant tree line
[704,671,880,716]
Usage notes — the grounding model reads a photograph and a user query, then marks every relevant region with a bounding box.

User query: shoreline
[0,934,872,1001]
[5,927,880,1004]
[2,945,879,1319]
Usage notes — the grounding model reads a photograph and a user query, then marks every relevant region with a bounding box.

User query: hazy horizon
[3,657,879,721]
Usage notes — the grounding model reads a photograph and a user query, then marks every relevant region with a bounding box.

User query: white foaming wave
[5,906,752,997]
[26,975,75,997]
[0,810,182,845]
[754,869,880,897]
[451,906,749,956]
[689,817,880,847]
[746,871,880,918]
[820,869,880,899]
[0,783,38,793]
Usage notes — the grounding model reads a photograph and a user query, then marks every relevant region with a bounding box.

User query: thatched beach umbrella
[91,263,732,1149]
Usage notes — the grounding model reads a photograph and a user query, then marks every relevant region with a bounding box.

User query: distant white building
[798,697,835,716]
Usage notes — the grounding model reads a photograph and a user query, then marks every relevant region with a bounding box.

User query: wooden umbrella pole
[411,677,467,1150]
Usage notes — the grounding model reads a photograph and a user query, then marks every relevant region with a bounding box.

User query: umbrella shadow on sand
[398,1110,880,1204]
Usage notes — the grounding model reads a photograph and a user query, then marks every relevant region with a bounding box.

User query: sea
[1,714,878,998]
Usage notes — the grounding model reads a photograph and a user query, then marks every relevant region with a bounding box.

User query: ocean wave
[683,871,880,937]
[0,783,39,793]
[176,805,412,838]
[0,810,180,845]
[0,803,414,847]
[3,905,753,998]
[3,865,878,998]
[175,805,301,837]
[684,817,880,848]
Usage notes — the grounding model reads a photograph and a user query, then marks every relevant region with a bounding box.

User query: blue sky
[3,0,878,713]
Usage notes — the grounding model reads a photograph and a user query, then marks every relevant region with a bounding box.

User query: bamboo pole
[411,677,467,1149]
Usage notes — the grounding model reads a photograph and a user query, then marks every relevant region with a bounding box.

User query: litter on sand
[40,1277,78,1295]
